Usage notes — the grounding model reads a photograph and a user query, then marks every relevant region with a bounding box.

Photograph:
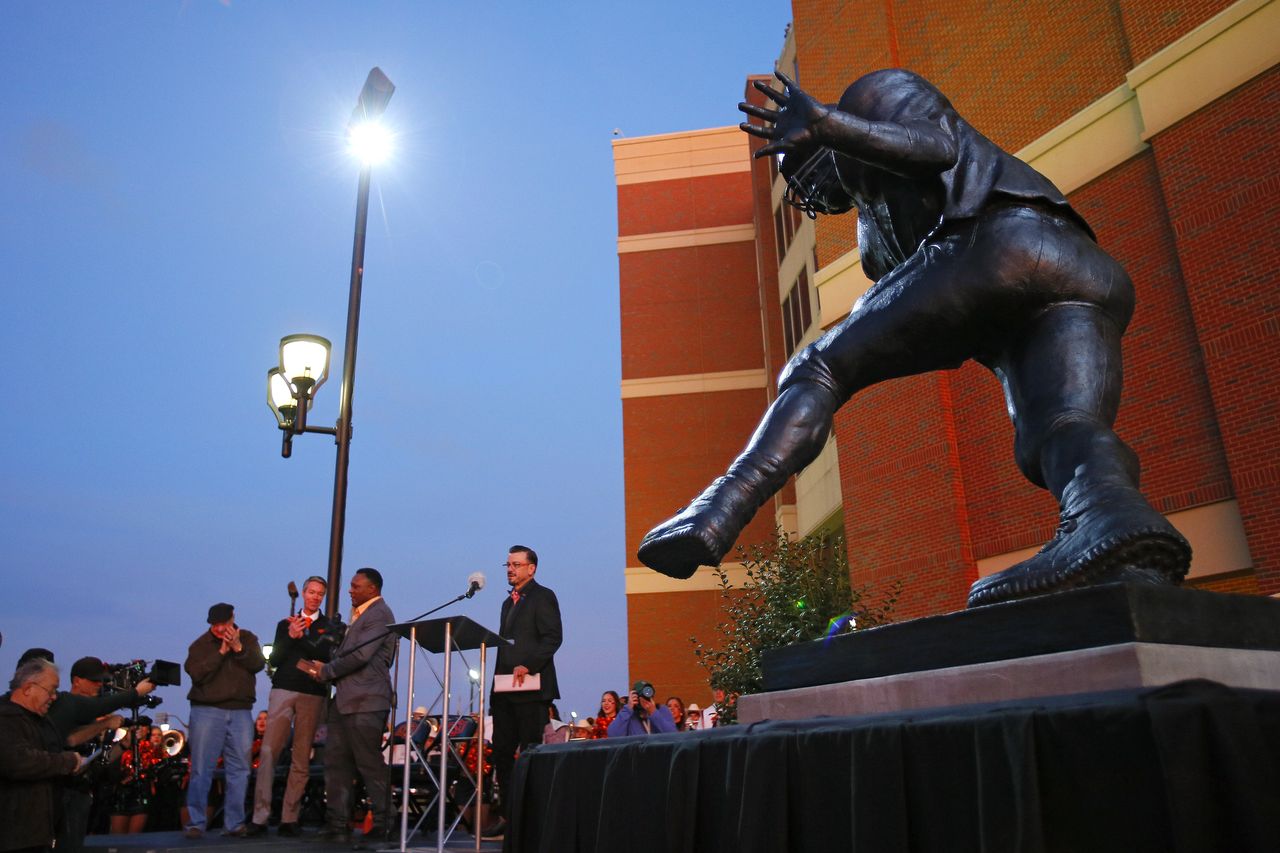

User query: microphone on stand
[465,572,486,599]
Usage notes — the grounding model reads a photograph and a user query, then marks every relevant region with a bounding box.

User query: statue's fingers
[756,139,790,158]
[739,121,776,140]
[753,78,787,104]
[738,102,779,123]
[774,68,797,90]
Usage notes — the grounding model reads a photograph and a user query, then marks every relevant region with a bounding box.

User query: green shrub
[690,529,899,725]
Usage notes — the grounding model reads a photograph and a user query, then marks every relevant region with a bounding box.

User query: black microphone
[465,572,486,599]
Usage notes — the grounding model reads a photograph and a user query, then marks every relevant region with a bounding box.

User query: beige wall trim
[1016,84,1148,194]
[621,368,768,400]
[625,562,749,594]
[813,247,874,329]
[613,126,750,185]
[617,223,755,254]
[796,437,843,536]
[1128,0,1278,140]
[977,499,1253,580]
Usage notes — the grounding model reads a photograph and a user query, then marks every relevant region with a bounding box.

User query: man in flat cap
[182,603,264,838]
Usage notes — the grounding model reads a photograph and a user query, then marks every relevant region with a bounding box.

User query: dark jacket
[185,627,265,709]
[320,598,396,715]
[0,699,79,851]
[46,688,149,745]
[493,578,562,704]
[268,613,337,696]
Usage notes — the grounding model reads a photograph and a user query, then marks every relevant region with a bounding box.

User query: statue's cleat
[967,479,1191,608]
[637,477,749,579]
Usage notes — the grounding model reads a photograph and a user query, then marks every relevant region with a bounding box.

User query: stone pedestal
[739,582,1280,723]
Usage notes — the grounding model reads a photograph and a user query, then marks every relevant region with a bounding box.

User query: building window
[773,205,786,267]
[782,291,796,355]
[781,267,814,357]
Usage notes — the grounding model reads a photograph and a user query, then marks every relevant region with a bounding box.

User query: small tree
[690,529,899,725]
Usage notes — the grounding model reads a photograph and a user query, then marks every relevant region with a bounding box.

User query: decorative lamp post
[264,67,395,618]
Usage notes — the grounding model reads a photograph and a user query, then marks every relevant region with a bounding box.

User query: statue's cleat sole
[967,526,1190,608]
[637,522,726,580]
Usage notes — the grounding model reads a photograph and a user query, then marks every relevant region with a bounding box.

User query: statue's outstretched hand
[738,70,830,159]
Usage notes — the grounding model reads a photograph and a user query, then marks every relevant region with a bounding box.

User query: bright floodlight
[349,122,393,164]
[267,367,297,427]
[279,334,332,396]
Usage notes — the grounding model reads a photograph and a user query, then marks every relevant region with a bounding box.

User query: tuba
[161,729,186,757]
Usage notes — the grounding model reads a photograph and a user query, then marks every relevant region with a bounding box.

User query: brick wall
[1150,66,1280,592]
[623,389,777,559]
[617,171,754,237]
[627,588,742,708]
[1117,0,1237,64]
[620,241,764,378]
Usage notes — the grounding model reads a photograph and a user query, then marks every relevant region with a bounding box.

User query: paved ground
[84,828,503,853]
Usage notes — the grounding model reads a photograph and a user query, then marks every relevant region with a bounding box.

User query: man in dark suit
[300,567,396,846]
[483,546,562,841]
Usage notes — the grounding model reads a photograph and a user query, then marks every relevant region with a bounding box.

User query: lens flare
[348,121,393,164]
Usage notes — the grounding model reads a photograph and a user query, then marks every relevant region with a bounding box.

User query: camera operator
[245,576,336,837]
[608,681,677,737]
[46,657,157,853]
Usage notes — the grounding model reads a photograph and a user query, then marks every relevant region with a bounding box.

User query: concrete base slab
[739,641,1280,722]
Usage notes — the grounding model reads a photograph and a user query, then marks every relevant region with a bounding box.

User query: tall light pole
[267,67,395,619]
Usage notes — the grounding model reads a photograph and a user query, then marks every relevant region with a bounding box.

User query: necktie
[510,589,521,604]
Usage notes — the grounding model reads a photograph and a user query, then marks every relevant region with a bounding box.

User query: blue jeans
[186,705,253,830]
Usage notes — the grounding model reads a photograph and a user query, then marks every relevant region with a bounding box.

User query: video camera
[304,617,347,656]
[104,659,182,707]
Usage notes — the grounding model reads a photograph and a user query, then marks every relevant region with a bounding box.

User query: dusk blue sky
[1,2,791,722]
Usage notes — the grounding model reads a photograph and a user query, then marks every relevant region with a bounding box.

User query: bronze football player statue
[637,69,1191,608]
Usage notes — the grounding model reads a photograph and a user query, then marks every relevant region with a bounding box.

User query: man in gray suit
[299,567,396,845]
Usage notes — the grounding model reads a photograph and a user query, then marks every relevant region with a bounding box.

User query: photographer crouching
[608,681,677,737]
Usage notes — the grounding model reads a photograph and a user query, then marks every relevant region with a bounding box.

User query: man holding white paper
[483,545,562,841]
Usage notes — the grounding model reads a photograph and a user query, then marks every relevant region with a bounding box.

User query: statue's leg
[638,240,980,579]
[967,300,1191,607]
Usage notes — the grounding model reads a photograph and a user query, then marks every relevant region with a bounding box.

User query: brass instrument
[161,729,186,756]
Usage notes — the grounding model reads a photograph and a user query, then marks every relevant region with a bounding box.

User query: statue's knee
[778,345,843,401]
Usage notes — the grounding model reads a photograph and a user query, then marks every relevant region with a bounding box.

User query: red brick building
[616,0,1278,699]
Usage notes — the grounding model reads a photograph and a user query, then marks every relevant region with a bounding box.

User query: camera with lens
[632,680,656,716]
[304,617,348,656]
[104,659,182,707]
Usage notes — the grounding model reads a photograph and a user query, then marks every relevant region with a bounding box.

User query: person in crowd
[108,724,157,835]
[45,656,157,853]
[542,704,571,744]
[685,703,703,731]
[706,683,738,727]
[300,568,396,848]
[183,602,265,838]
[591,691,621,739]
[246,576,335,838]
[665,696,686,731]
[17,647,56,667]
[483,546,562,842]
[252,712,268,755]
[609,681,677,737]
[0,658,84,852]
